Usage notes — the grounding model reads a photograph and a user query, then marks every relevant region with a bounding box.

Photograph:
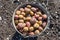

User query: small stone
[0,16,2,20]
[55,11,58,13]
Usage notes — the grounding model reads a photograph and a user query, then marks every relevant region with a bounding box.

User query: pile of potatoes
[14,5,47,36]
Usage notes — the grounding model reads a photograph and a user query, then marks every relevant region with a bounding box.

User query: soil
[0,0,60,40]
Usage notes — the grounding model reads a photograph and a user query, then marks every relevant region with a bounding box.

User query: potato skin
[19,19,24,23]
[30,17,36,24]
[23,27,28,32]
[29,32,34,36]
[25,7,31,12]
[17,23,25,28]
[34,23,39,29]
[16,10,21,15]
[26,22,31,27]
[31,7,37,12]
[25,17,31,21]
[38,17,42,20]
[42,14,47,19]
[35,30,40,34]
[29,27,34,31]
[21,12,25,16]
[38,27,43,31]
[15,20,19,25]
[42,22,46,27]
[14,15,19,19]
[18,15,24,19]
[27,5,31,8]
[20,8,24,12]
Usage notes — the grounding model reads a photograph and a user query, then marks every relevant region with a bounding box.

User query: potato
[29,32,34,36]
[42,22,46,27]
[42,14,47,19]
[30,17,36,24]
[25,7,31,12]
[20,8,24,12]
[16,10,21,15]
[14,15,19,19]
[38,17,42,20]
[27,5,31,8]
[18,23,25,28]
[25,17,31,21]
[23,27,28,32]
[26,22,31,27]
[36,12,42,16]
[23,17,26,20]
[30,11,34,16]
[37,21,42,25]
[36,20,38,23]
[35,30,40,34]
[34,14,39,18]
[19,19,24,23]
[31,7,37,12]
[29,27,34,31]
[38,26,43,31]
[19,15,24,19]
[34,23,39,29]
[23,23,26,26]
[21,12,25,16]
[15,20,18,25]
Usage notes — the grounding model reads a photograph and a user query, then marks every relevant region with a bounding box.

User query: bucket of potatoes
[12,2,50,38]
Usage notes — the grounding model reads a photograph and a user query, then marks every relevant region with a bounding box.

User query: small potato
[38,17,42,20]
[29,32,34,36]
[37,21,42,25]
[27,5,31,8]
[31,7,37,12]
[36,12,42,16]
[20,8,24,12]
[15,20,18,25]
[30,11,34,16]
[21,12,25,16]
[23,23,26,27]
[30,17,36,24]
[42,22,46,27]
[25,7,31,12]
[23,17,26,20]
[18,23,25,28]
[23,27,28,32]
[19,15,24,19]
[33,16,35,18]
[19,19,24,23]
[25,17,31,21]
[34,23,39,29]
[35,30,40,34]
[34,14,39,18]
[42,14,47,19]
[36,20,38,23]
[38,26,43,31]
[14,15,19,19]
[16,10,21,15]
[29,27,34,31]
[26,22,31,27]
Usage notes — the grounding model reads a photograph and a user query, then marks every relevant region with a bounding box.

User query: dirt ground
[0,0,60,40]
